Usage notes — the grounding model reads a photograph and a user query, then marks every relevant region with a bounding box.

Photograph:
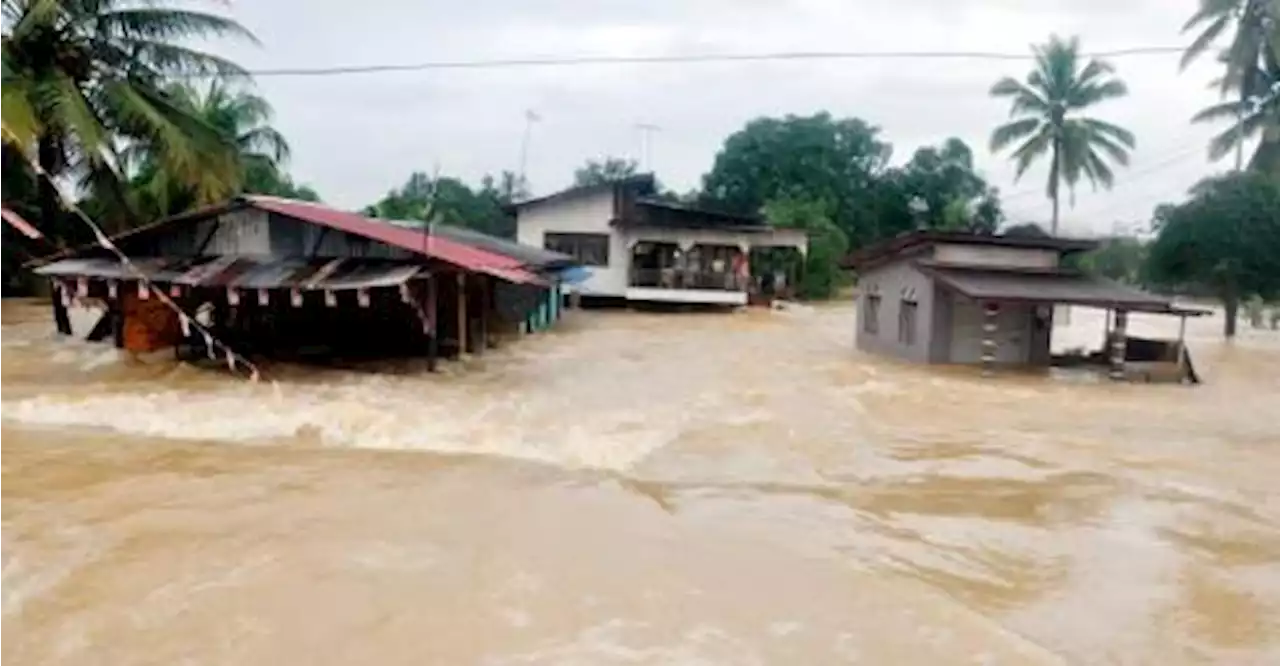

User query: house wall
[946,298,1038,365]
[516,190,627,297]
[854,260,938,363]
[933,243,1059,269]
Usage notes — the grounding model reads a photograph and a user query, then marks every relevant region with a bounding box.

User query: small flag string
[3,126,264,382]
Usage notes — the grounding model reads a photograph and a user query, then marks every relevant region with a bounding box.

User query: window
[863,294,880,334]
[545,233,610,267]
[898,299,918,345]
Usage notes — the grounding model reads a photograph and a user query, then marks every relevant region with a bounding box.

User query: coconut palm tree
[1182,0,1280,172]
[989,35,1136,234]
[1,0,256,243]
[128,81,296,216]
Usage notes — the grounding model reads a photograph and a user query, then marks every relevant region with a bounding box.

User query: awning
[33,256,426,291]
[916,262,1208,315]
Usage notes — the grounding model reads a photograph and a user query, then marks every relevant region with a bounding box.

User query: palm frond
[1079,118,1137,148]
[125,40,251,78]
[1,77,40,148]
[238,126,290,164]
[1180,13,1232,69]
[1192,98,1250,124]
[989,118,1041,152]
[6,0,61,42]
[95,8,259,45]
[1010,127,1053,180]
[1071,78,1128,107]
[1082,150,1117,190]
[51,72,115,171]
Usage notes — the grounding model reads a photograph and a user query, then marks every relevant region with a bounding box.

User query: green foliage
[989,34,1135,233]
[891,138,1003,233]
[701,113,892,248]
[1145,171,1280,336]
[761,197,848,299]
[701,116,1003,251]
[364,170,525,238]
[2,0,257,241]
[573,157,639,187]
[1075,236,1148,284]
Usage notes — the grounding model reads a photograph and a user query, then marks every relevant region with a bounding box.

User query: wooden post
[1110,310,1128,381]
[473,276,486,356]
[112,294,125,349]
[981,301,999,377]
[427,276,439,372]
[456,272,468,355]
[486,277,498,349]
[51,281,72,335]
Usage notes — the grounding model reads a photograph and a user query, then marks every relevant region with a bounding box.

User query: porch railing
[629,268,748,292]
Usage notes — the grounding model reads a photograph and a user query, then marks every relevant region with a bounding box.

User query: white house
[513,175,807,306]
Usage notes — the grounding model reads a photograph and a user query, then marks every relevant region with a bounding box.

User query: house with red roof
[31,195,578,369]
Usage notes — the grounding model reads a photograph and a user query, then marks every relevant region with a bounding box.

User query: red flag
[1,207,42,240]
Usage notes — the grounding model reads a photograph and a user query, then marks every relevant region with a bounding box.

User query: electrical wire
[229,45,1189,78]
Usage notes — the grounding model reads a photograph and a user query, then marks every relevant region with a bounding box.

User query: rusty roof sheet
[916,262,1185,313]
[34,256,426,290]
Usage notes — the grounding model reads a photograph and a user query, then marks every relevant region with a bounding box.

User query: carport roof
[915,262,1210,315]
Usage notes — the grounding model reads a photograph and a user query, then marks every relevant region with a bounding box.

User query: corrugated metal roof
[242,196,542,284]
[917,263,1180,312]
[34,256,425,290]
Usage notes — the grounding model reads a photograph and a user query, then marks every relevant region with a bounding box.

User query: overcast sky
[216,0,1234,236]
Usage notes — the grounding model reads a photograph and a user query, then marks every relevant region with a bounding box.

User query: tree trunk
[36,134,63,247]
[1049,140,1061,235]
[1223,291,1239,338]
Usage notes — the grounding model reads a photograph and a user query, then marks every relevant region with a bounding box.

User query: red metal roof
[241,196,541,284]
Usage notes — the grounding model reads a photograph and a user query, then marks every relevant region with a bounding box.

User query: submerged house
[843,230,1208,381]
[32,195,576,370]
[512,175,807,306]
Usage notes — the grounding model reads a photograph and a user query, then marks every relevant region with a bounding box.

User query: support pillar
[537,290,550,331]
[549,284,559,322]
[427,276,439,373]
[456,272,467,356]
[473,276,486,356]
[1110,310,1128,381]
[51,281,72,335]
[981,301,999,377]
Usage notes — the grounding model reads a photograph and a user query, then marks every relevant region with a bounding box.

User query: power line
[231,45,1188,78]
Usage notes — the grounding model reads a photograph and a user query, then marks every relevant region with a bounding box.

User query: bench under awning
[914,261,1211,316]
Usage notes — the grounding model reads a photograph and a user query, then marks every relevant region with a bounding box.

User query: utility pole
[519,109,541,189]
[635,122,660,173]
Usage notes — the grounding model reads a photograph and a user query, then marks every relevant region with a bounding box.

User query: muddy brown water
[3,298,1279,664]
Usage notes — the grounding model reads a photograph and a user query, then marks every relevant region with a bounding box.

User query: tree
[701,113,892,248]
[573,157,639,186]
[989,35,1135,234]
[364,171,516,237]
[1145,172,1280,337]
[1076,236,1148,284]
[2,0,256,244]
[1181,0,1278,172]
[126,81,309,218]
[892,138,1003,233]
[761,197,847,299]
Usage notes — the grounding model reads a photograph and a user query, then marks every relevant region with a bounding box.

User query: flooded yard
[3,299,1278,664]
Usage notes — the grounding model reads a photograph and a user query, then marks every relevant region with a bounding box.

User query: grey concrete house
[843,230,1205,379]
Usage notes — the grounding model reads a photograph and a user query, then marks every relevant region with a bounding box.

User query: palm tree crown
[2,0,256,240]
[989,35,1136,234]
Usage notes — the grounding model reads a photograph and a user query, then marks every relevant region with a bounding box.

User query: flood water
[3,298,1279,664]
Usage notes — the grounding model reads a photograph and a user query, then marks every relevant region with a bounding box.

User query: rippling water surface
[3,299,1278,664]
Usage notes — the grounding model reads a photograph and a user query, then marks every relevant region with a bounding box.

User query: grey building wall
[854,260,940,363]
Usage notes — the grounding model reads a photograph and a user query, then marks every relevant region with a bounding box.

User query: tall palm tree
[989,35,1136,234]
[129,81,293,216]
[1,0,256,243]
[1182,0,1280,171]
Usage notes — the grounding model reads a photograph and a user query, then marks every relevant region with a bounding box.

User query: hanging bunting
[203,332,216,359]
[57,281,72,307]
[76,277,88,298]
[138,282,151,300]
[399,283,412,303]
[290,289,303,307]
[107,280,118,299]
[258,289,269,306]
[324,289,337,307]
[179,313,191,337]
[227,353,237,372]
[227,287,240,306]
[357,288,371,308]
